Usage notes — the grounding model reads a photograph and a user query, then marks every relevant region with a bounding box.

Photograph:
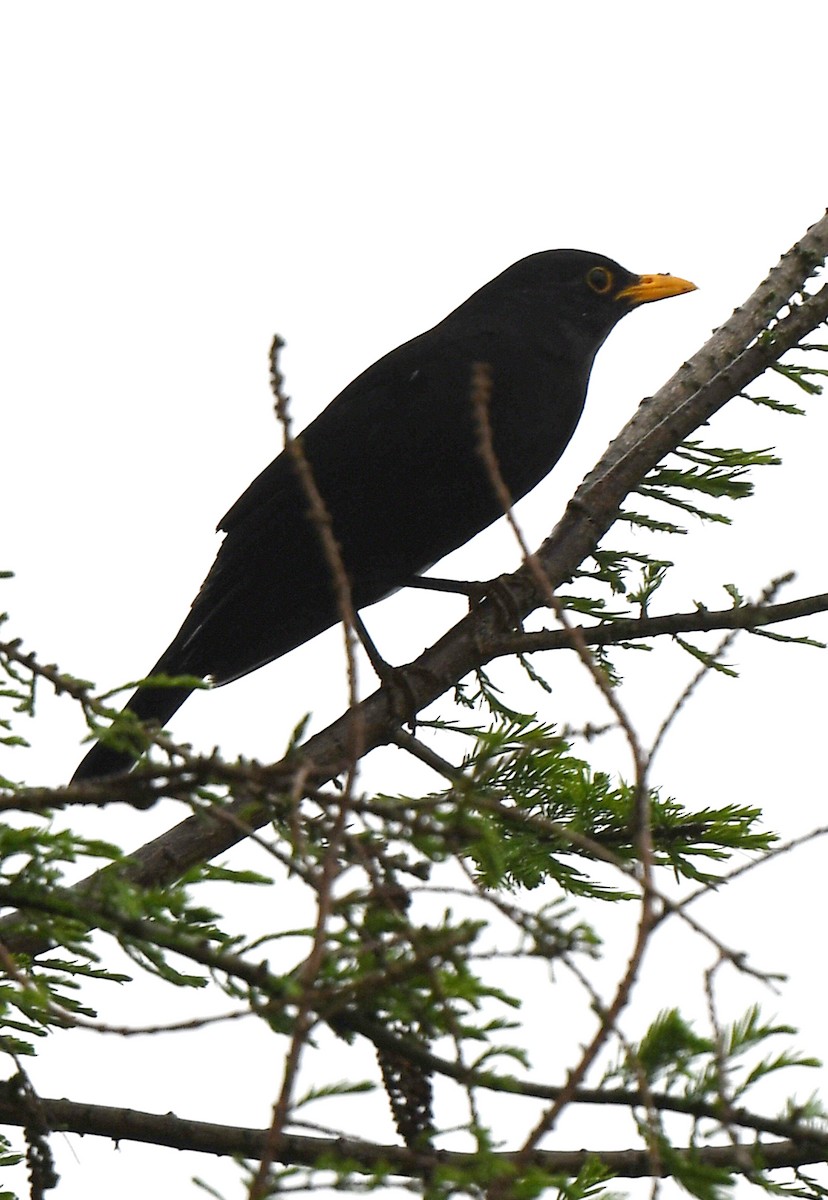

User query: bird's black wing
[72,303,590,783]
[161,318,585,687]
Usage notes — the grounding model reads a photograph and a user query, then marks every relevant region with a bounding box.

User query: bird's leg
[352,612,394,682]
[406,573,525,631]
[405,575,490,601]
[486,574,527,632]
[351,613,435,728]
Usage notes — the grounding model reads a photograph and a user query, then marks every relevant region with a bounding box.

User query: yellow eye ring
[586,266,613,294]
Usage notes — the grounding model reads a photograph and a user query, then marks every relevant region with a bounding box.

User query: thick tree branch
[0,1083,824,1180]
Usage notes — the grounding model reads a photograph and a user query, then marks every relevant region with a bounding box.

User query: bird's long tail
[70,677,194,783]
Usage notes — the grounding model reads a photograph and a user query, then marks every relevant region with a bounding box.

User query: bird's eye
[586,266,613,294]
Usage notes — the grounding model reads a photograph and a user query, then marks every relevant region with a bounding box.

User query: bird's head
[472,248,696,351]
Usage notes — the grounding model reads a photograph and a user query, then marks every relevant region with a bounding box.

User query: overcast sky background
[3,4,828,1197]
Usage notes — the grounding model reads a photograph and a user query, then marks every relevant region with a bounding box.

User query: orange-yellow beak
[616,273,697,306]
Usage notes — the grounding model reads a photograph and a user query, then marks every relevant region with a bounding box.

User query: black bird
[72,250,694,781]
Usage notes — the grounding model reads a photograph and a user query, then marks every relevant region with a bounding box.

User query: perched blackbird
[72,250,694,781]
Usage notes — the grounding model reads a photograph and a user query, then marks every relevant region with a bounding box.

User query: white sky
[2,3,828,1197]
